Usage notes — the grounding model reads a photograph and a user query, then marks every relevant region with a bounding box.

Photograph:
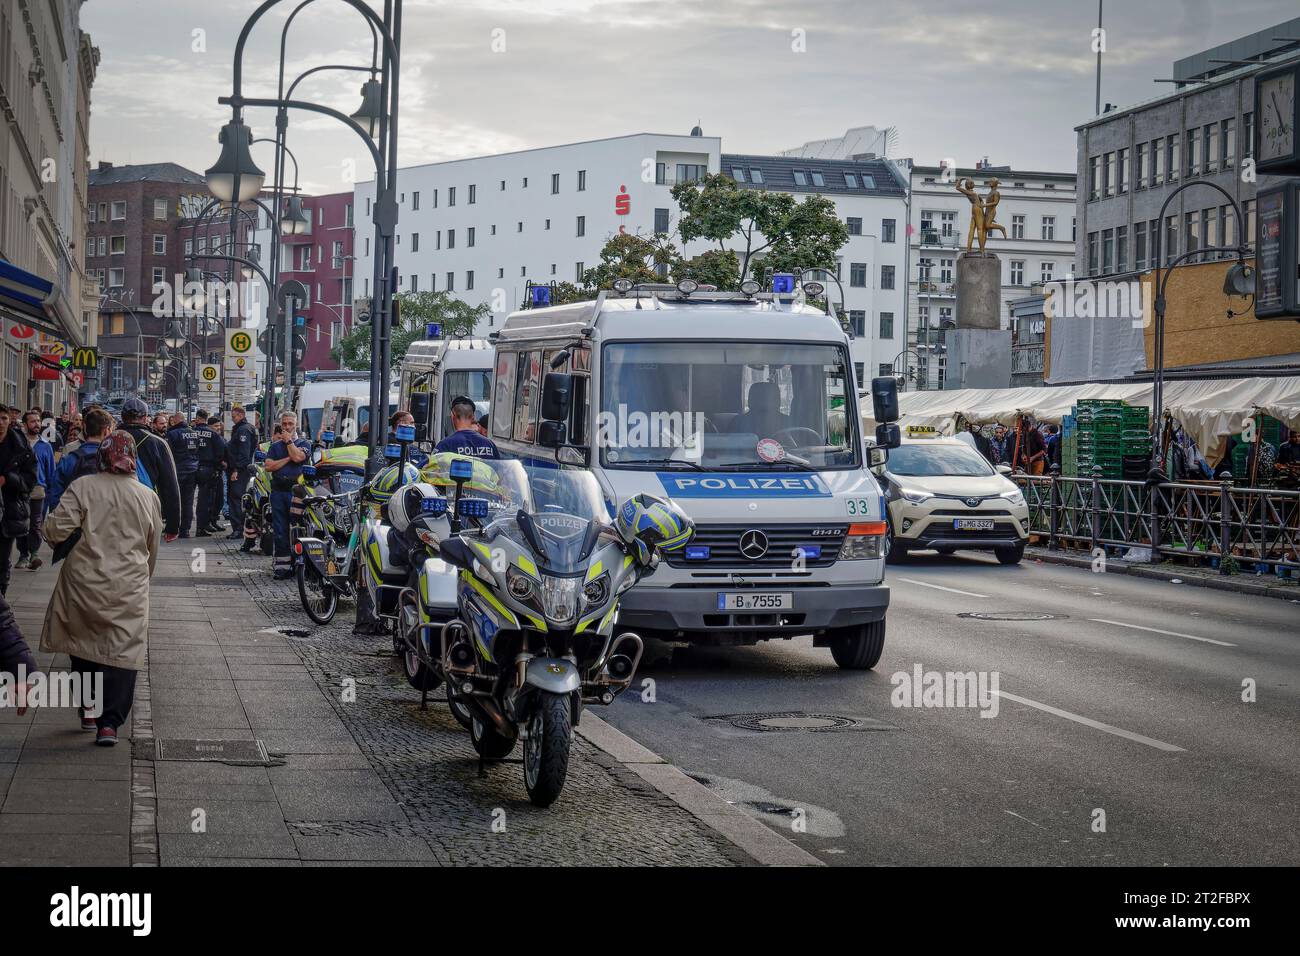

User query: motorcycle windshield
[481,463,609,574]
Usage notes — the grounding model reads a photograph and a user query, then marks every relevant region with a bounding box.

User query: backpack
[68,444,101,484]
[124,429,156,492]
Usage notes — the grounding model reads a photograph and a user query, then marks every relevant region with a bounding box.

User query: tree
[580,232,680,290]
[331,290,490,370]
[673,249,740,290]
[671,173,848,284]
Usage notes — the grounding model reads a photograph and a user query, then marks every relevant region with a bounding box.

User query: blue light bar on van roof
[772,273,795,294]
[530,285,551,307]
[426,322,442,339]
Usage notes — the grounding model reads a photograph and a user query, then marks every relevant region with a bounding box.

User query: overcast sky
[83,0,1300,194]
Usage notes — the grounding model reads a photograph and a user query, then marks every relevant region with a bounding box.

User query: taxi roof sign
[906,425,939,438]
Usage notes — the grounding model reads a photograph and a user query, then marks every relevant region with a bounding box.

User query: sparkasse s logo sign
[49,886,151,936]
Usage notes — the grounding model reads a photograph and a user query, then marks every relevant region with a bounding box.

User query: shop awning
[0,258,83,347]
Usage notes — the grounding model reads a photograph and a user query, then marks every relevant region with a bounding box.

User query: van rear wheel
[828,619,886,670]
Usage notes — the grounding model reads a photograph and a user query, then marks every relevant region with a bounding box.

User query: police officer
[119,397,181,541]
[189,410,226,537]
[225,405,258,541]
[265,411,310,580]
[166,412,205,537]
[434,396,499,458]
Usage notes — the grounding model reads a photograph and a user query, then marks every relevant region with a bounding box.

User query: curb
[1026,547,1300,602]
[129,652,159,867]
[576,714,824,867]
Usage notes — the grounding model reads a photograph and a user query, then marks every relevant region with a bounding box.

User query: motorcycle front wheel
[397,598,442,692]
[523,691,572,808]
[297,561,338,625]
[444,680,475,730]
[470,713,516,760]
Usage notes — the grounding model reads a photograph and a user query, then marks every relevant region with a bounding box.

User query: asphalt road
[601,551,1300,866]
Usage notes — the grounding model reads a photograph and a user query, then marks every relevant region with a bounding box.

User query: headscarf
[98,430,138,476]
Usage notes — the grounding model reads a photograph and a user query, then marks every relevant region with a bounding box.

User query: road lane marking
[895,577,988,599]
[994,691,1186,752]
[1089,618,1237,648]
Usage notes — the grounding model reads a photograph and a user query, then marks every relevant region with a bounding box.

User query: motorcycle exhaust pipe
[606,654,634,681]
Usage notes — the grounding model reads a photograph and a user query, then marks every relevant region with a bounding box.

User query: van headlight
[541,575,580,626]
[1000,490,1025,507]
[841,521,888,559]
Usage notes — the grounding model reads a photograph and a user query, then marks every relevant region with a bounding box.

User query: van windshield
[600,341,858,470]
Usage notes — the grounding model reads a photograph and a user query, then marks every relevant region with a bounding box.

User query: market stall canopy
[860,377,1300,462]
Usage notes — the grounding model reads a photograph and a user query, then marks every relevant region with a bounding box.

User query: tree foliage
[580,232,680,290]
[331,290,490,370]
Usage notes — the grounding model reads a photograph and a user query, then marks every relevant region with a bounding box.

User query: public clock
[1255,63,1299,175]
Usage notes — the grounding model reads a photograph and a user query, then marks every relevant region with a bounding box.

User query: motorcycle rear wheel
[523,691,572,808]
[297,562,338,625]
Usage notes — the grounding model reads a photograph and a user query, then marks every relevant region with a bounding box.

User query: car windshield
[600,340,858,470]
[463,461,609,573]
[888,442,995,477]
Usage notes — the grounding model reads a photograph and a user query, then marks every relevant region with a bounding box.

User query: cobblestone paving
[216,539,747,866]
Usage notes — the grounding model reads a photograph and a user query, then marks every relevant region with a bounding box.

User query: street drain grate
[705,712,896,733]
[155,738,270,764]
[958,612,1064,622]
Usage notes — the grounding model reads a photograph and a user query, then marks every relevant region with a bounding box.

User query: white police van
[488,277,900,669]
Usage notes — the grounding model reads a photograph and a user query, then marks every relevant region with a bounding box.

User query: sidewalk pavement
[1,533,757,867]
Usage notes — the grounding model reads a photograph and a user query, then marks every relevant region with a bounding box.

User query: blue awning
[0,258,81,345]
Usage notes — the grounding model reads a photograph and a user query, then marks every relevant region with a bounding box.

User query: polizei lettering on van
[657,473,831,498]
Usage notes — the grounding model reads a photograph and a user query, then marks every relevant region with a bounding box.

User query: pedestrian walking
[0,407,37,596]
[15,410,54,571]
[119,397,181,541]
[265,411,310,580]
[0,589,36,715]
[989,425,1013,466]
[40,431,161,746]
[225,405,258,541]
[46,407,115,516]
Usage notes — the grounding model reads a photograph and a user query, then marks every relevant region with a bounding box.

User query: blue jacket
[32,438,54,493]
[47,441,150,515]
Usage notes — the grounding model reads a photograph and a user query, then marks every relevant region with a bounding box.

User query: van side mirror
[875,423,900,450]
[410,393,432,441]
[537,420,567,449]
[541,372,572,422]
[871,376,900,424]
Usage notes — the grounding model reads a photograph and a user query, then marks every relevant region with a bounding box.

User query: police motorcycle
[291,432,370,624]
[433,457,694,807]
[242,447,275,555]
[354,428,423,638]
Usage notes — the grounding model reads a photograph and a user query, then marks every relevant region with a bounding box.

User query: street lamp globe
[280,195,311,236]
[164,320,187,350]
[205,119,266,202]
[349,78,384,139]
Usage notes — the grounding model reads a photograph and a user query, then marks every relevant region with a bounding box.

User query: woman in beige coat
[41,431,161,746]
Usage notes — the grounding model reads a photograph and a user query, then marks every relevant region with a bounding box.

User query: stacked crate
[1061,413,1077,476]
[1231,415,1285,485]
[1073,399,1125,478]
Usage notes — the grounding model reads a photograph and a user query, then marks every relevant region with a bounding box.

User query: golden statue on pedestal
[956,177,1007,254]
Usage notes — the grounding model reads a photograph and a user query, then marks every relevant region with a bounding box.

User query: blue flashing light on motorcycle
[420,496,448,515]
[302,465,316,477]
[457,496,489,519]
[449,458,474,481]
[384,443,402,459]
[321,430,336,443]
[395,424,416,442]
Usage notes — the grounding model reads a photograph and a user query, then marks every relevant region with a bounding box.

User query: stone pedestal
[944,328,1013,390]
[955,253,1001,330]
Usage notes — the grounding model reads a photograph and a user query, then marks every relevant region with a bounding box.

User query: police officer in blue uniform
[193,410,227,537]
[265,410,311,580]
[166,411,206,537]
[434,396,499,458]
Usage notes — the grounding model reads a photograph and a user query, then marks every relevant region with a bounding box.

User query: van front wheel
[828,619,886,670]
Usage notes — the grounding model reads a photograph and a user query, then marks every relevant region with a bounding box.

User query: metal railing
[1016,474,1300,575]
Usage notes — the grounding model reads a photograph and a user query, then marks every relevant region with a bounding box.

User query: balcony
[917,230,960,249]
[915,281,956,297]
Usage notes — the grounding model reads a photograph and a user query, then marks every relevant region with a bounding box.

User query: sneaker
[80,709,97,731]
[95,726,118,747]
[26,556,42,571]
[13,555,28,570]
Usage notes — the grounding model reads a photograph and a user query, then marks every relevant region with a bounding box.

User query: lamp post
[209,0,402,473]
[1148,179,1252,468]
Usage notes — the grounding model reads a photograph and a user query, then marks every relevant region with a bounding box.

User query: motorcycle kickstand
[420,686,428,711]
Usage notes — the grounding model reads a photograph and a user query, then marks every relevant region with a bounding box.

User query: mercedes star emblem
[738,529,769,560]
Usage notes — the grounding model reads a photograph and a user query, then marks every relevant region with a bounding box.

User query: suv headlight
[541,575,580,626]
[1000,490,1025,507]
[899,488,933,504]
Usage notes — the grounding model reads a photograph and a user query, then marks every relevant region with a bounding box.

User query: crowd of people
[957,418,1060,475]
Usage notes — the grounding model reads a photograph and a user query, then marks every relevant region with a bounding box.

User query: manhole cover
[958,611,1063,621]
[155,738,270,764]
[705,712,895,732]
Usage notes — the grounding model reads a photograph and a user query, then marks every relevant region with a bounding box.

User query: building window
[432,189,438,208]
[1135,222,1147,272]
[109,268,125,287]
[1135,142,1148,188]
[1186,128,1200,176]
[517,222,523,232]
[1011,214,1025,240]
[110,235,126,255]
[655,163,666,185]
[545,219,551,230]
[551,173,560,194]
[1203,207,1217,253]
[184,239,193,257]
[846,217,862,236]
[153,199,167,220]
[1166,134,1179,183]
[152,234,165,255]
[1222,117,1236,168]
[880,265,895,290]
[412,191,420,210]
[879,312,894,339]
[467,227,476,247]
[577,170,586,191]
[750,168,764,184]
[1088,156,1101,200]
[449,186,456,207]
[793,170,808,187]
[1117,147,1129,194]
[849,262,867,287]
[447,229,454,249]
[1041,216,1055,241]
[1152,137,1164,185]
[651,208,669,235]
[939,258,954,284]
[676,164,705,183]
[881,218,895,243]
[522,177,528,188]
[810,171,825,187]
[1101,230,1114,274]
[844,172,858,188]
[1164,216,1177,265]
[1204,124,1219,173]
[848,310,865,336]
[576,215,585,237]
[1244,199,1255,250]
[1010,260,1024,285]
[1243,112,1255,159]
[466,271,474,290]
[411,232,419,252]
[111,201,126,221]
[1115,225,1127,272]
[152,267,165,286]
[446,271,454,292]
[1103,152,1116,197]
[1184,211,1199,256]
[575,262,584,282]
[1040,261,1054,283]
[410,274,418,292]
[1221,204,1235,249]
[854,363,864,389]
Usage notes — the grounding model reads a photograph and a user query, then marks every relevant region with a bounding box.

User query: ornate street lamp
[349,78,384,138]
[205,119,266,202]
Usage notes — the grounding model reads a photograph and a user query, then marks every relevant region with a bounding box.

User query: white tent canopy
[861,376,1300,462]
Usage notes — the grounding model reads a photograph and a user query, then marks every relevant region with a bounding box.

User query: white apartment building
[905,162,1077,389]
[352,130,911,387]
